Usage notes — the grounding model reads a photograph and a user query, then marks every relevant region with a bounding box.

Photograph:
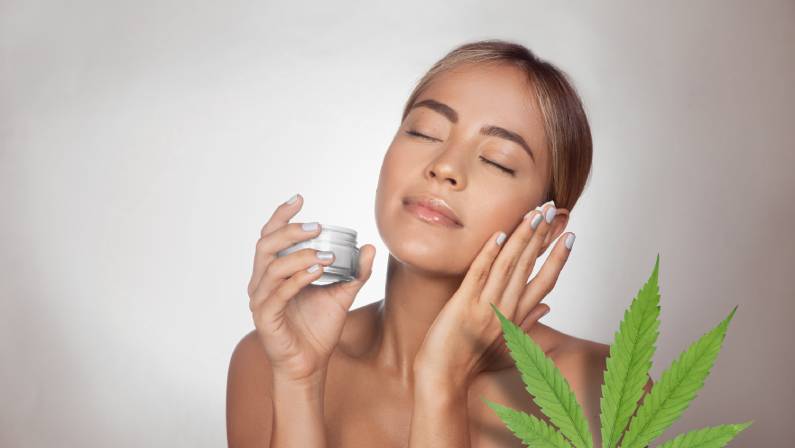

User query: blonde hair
[401,39,593,211]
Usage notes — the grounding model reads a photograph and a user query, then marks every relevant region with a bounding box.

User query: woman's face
[375,62,564,276]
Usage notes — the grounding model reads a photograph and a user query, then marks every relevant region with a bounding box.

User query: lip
[402,194,463,228]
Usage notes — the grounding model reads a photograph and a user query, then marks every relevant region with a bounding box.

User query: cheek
[375,148,410,234]
[376,146,423,198]
[467,194,528,237]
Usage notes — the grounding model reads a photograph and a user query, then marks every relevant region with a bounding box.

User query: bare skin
[230,303,633,447]
[227,62,653,447]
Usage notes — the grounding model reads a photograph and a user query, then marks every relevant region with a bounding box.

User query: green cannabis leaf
[484,254,753,448]
[600,255,661,448]
[490,302,593,448]
[655,422,753,448]
[482,399,574,448]
[619,304,738,448]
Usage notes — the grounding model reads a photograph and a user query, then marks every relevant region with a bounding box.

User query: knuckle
[475,266,490,287]
[260,220,275,238]
[261,263,279,286]
[538,274,556,294]
[493,258,515,278]
[255,235,271,254]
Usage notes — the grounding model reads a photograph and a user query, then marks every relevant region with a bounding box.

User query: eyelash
[405,130,516,176]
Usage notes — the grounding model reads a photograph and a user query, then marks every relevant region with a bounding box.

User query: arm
[226,330,329,448]
[408,376,472,448]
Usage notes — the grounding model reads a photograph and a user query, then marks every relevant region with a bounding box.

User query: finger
[516,231,575,320]
[250,247,335,310]
[247,194,306,295]
[333,243,377,311]
[518,303,551,333]
[261,193,303,238]
[249,220,324,297]
[258,260,328,319]
[477,208,537,311]
[459,230,506,299]
[500,204,556,316]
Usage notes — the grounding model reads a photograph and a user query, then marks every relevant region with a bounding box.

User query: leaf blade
[491,303,594,448]
[619,306,739,448]
[483,397,574,448]
[655,421,753,448]
[600,255,662,448]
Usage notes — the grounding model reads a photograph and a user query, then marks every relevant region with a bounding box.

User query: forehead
[413,63,547,156]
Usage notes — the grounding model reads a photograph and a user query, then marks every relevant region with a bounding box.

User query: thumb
[335,244,376,308]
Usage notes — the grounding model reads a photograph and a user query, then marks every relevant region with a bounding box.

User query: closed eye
[479,156,515,175]
[405,130,438,141]
[405,129,516,176]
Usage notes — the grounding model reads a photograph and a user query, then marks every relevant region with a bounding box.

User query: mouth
[402,195,463,228]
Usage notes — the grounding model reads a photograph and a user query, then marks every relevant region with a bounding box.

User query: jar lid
[313,223,358,245]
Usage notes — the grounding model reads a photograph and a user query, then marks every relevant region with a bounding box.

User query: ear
[540,207,569,255]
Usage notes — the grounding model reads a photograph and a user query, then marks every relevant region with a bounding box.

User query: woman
[227,39,653,447]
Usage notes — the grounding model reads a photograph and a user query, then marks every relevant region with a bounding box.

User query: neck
[363,255,560,389]
[370,254,463,388]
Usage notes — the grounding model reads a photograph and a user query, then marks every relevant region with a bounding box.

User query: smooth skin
[227,62,653,448]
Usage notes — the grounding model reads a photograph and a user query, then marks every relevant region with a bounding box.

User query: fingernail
[302,222,319,231]
[316,250,334,260]
[307,263,321,273]
[565,233,576,250]
[530,213,543,230]
[495,231,507,246]
[541,308,550,318]
[285,193,299,205]
[545,206,557,223]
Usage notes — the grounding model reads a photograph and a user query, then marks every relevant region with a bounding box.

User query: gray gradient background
[1,1,793,446]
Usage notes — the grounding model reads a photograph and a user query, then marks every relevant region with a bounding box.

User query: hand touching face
[414,201,576,386]
[375,62,569,275]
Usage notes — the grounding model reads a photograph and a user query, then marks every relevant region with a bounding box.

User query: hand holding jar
[247,193,376,386]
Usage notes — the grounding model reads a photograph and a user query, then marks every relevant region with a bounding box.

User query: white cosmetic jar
[276,224,360,285]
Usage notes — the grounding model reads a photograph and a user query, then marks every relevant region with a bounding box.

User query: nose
[426,148,466,189]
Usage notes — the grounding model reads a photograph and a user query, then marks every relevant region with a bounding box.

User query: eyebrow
[409,98,536,164]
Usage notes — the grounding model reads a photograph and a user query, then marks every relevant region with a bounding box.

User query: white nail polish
[285,194,299,205]
[565,233,576,250]
[545,206,557,223]
[307,263,321,273]
[531,213,543,230]
[316,250,334,260]
[495,231,507,246]
[302,222,319,231]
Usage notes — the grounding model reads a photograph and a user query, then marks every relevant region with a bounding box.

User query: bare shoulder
[552,333,611,376]
[226,330,274,448]
[335,299,383,356]
[225,301,382,447]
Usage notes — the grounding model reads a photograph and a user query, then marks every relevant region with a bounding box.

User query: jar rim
[318,223,357,237]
